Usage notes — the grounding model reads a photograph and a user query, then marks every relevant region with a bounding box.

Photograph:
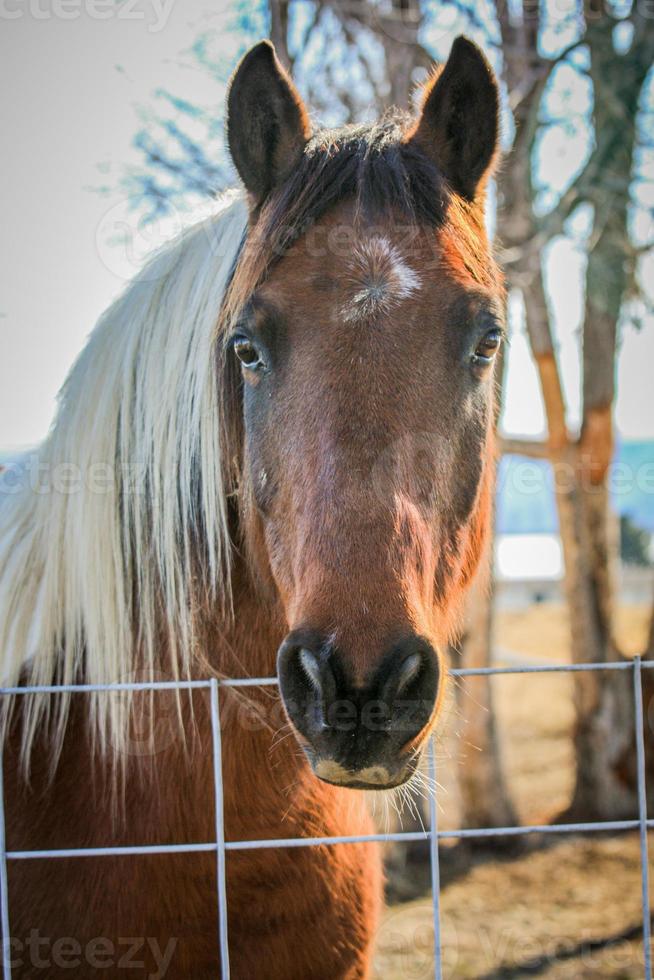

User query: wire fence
[0,657,651,979]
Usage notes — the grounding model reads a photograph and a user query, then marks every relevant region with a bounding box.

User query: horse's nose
[276,631,441,788]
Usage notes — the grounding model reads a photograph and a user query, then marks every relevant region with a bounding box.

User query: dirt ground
[374,602,653,979]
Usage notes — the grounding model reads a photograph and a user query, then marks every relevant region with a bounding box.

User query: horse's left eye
[232,336,264,371]
[471,328,502,375]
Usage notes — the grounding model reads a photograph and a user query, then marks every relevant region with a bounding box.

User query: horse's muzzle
[276,630,441,789]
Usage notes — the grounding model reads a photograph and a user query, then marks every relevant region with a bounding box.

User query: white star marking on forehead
[342,237,421,323]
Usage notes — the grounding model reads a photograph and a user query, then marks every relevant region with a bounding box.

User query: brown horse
[0,36,502,979]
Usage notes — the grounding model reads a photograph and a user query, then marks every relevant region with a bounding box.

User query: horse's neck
[202,562,314,836]
[209,556,286,679]
[6,559,370,860]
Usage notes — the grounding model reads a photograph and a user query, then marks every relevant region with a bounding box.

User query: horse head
[224,38,503,789]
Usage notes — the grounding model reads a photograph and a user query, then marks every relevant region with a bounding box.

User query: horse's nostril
[299,648,323,693]
[395,651,422,695]
[277,631,338,742]
[380,644,434,706]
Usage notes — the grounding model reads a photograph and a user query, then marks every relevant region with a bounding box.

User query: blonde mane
[0,191,248,764]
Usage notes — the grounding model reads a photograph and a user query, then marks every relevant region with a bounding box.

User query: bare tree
[495,0,654,819]
[121,0,654,826]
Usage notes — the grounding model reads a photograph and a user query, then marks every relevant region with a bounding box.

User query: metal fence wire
[0,657,652,979]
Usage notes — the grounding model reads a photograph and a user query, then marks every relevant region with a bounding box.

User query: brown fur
[4,571,382,979]
[3,36,502,979]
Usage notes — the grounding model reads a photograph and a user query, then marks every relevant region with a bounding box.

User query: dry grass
[374,602,653,979]
[375,834,651,979]
[496,602,651,660]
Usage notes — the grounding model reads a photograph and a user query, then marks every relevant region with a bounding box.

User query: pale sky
[1,1,652,452]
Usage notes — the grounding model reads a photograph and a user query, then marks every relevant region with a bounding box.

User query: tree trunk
[455,561,517,830]
[269,0,292,70]
[380,0,422,110]
[494,1,653,819]
[564,11,652,819]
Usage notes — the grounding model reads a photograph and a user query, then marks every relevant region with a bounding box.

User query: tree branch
[499,437,551,459]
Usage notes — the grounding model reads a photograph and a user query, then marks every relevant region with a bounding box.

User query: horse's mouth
[311,756,419,791]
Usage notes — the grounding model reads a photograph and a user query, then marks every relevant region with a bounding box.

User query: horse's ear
[407,36,499,202]
[227,41,311,206]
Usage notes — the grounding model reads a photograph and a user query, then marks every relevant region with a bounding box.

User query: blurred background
[1,0,653,975]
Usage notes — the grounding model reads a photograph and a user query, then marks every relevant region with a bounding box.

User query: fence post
[633,656,651,979]
[428,737,443,980]
[0,747,12,979]
[210,677,230,979]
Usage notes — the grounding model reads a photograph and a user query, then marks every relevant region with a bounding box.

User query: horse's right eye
[232,336,264,371]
